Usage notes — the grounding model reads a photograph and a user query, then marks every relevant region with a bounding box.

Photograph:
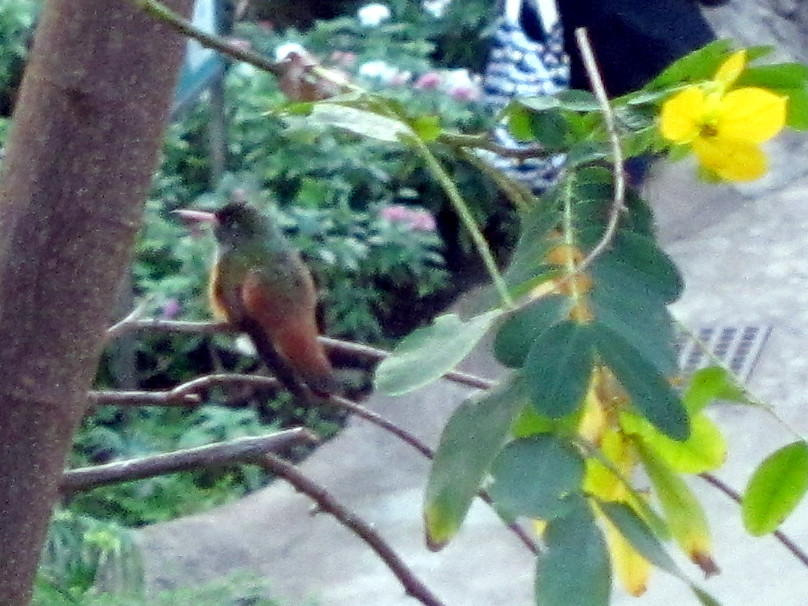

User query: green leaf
[375,310,502,395]
[506,105,536,141]
[307,103,412,142]
[493,295,570,368]
[621,411,726,474]
[785,87,808,130]
[588,274,678,377]
[424,375,527,550]
[524,320,594,418]
[682,366,750,414]
[555,89,601,112]
[411,115,441,142]
[649,39,732,88]
[565,142,610,168]
[692,587,724,606]
[638,444,716,574]
[503,202,562,297]
[742,441,808,536]
[536,500,611,606]
[511,405,575,437]
[594,324,690,441]
[588,230,683,304]
[517,95,561,113]
[736,63,808,90]
[598,501,681,575]
[488,435,585,520]
[528,109,569,150]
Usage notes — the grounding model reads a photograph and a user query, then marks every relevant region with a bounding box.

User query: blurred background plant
[0,0,509,601]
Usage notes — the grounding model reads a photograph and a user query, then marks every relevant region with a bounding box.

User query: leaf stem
[404,133,514,309]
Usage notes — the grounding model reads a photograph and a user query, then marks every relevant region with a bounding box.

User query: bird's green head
[174,200,279,250]
[212,201,270,247]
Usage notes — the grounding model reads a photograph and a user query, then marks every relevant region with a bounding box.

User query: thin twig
[699,472,808,569]
[107,317,233,338]
[88,389,201,407]
[105,296,154,341]
[60,428,318,496]
[133,0,283,76]
[104,318,496,390]
[438,131,551,161]
[132,0,358,96]
[261,453,446,606]
[573,27,626,273]
[89,372,538,553]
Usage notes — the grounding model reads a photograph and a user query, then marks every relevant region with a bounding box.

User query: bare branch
[132,0,359,97]
[60,428,318,496]
[107,317,233,339]
[104,318,496,390]
[260,453,447,606]
[88,389,201,407]
[133,0,284,77]
[105,296,154,341]
[88,372,538,553]
[699,473,808,569]
[573,27,626,273]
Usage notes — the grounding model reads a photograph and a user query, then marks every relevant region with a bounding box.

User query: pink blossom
[380,205,437,231]
[448,85,480,101]
[161,298,182,320]
[415,71,442,90]
[380,204,412,223]
[409,210,437,231]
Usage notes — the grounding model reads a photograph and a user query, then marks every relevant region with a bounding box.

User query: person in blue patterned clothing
[482,0,725,194]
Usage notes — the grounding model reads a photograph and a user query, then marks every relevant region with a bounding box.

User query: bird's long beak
[172,209,219,225]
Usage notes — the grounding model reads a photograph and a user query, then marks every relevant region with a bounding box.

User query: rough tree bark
[0,1,193,603]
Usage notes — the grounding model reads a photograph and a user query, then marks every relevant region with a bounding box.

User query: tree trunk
[0,1,193,603]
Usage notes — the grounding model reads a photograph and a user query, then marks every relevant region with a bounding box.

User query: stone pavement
[140,155,808,606]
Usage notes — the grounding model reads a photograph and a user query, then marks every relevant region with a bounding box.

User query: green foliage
[524,320,595,419]
[0,0,39,115]
[5,4,808,604]
[33,568,287,606]
[488,435,586,520]
[367,39,808,603]
[535,500,611,606]
[374,309,500,395]
[36,510,143,602]
[742,441,808,536]
[68,405,275,526]
[423,375,525,549]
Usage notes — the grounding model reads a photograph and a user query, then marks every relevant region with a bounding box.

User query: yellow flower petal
[604,518,652,597]
[693,136,767,181]
[659,87,705,143]
[718,87,787,144]
[714,50,746,89]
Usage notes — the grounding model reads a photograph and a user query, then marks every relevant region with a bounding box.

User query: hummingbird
[174,199,341,399]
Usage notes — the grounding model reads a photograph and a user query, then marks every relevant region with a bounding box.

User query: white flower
[358,60,400,83]
[442,69,481,101]
[422,0,451,18]
[357,3,391,27]
[274,42,308,62]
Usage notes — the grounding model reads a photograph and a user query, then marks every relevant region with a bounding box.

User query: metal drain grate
[675,324,772,382]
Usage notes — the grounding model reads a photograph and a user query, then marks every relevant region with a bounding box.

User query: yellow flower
[659,50,787,181]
